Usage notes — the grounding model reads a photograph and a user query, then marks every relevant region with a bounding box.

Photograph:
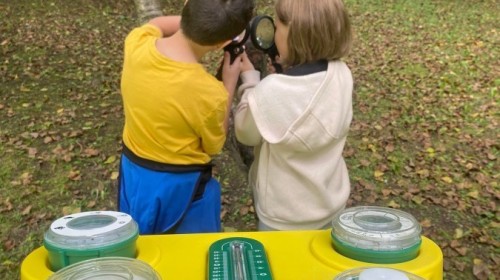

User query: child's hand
[222,51,242,94]
[266,57,276,74]
[267,55,283,74]
[239,51,255,73]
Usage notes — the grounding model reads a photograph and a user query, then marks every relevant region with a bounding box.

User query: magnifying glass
[249,15,282,73]
[218,14,282,80]
[250,15,275,51]
[225,15,279,65]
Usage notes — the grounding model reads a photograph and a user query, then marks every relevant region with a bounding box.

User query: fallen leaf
[416,169,429,177]
[450,239,461,248]
[473,258,490,280]
[490,221,500,228]
[62,206,81,216]
[385,143,395,152]
[110,171,119,180]
[412,195,424,205]
[20,172,32,185]
[68,170,81,181]
[62,154,73,162]
[220,209,227,219]
[20,85,30,92]
[104,155,117,164]
[2,260,14,266]
[441,176,453,183]
[1,198,13,212]
[454,261,466,272]
[358,179,375,190]
[3,240,15,251]
[239,206,249,215]
[467,190,479,199]
[408,186,420,194]
[374,170,384,178]
[27,147,37,158]
[223,227,237,232]
[426,148,435,158]
[84,148,100,157]
[21,205,32,215]
[387,200,400,208]
[381,189,391,197]
[474,173,489,185]
[455,247,467,256]
[52,145,65,155]
[454,228,464,239]
[86,200,96,208]
[420,218,432,228]
[360,159,371,167]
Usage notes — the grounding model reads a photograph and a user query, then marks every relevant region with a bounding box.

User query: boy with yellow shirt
[118,0,254,234]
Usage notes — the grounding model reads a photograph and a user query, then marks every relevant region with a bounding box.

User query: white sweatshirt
[234,61,353,230]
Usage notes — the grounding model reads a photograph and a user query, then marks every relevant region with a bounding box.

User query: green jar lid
[331,206,422,263]
[47,257,161,280]
[331,233,421,263]
[44,211,140,271]
[44,211,138,251]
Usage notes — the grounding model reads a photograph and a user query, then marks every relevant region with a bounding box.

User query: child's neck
[157,31,213,63]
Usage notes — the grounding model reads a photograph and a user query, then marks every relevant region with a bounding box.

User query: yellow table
[21,230,443,280]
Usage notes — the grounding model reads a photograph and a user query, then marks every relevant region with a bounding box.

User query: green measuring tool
[208,237,273,280]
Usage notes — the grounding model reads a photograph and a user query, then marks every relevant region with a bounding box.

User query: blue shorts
[118,152,221,234]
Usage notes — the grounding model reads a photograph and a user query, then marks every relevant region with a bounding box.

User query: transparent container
[44,211,139,271]
[331,206,422,263]
[48,257,161,280]
[334,267,425,280]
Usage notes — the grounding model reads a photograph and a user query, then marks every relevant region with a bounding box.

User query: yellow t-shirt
[121,24,228,164]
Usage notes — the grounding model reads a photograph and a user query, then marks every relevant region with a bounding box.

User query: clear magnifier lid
[334,267,425,280]
[48,257,161,280]
[331,206,421,251]
[44,211,139,250]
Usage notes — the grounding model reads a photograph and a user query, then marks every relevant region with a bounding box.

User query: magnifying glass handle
[229,47,244,64]
[265,45,282,73]
[271,61,283,73]
[214,48,243,81]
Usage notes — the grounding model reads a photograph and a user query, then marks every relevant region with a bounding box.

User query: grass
[1,0,498,279]
[344,1,498,279]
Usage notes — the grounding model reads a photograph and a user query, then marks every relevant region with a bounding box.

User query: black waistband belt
[121,144,213,173]
[121,144,213,202]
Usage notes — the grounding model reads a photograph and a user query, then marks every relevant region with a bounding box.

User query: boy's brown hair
[275,0,352,66]
[181,0,254,46]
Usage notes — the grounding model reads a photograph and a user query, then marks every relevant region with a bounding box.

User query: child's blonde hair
[275,0,352,66]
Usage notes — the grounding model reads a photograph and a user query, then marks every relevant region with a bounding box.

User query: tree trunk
[133,0,164,25]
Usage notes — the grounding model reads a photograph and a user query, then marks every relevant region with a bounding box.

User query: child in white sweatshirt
[234,0,353,230]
